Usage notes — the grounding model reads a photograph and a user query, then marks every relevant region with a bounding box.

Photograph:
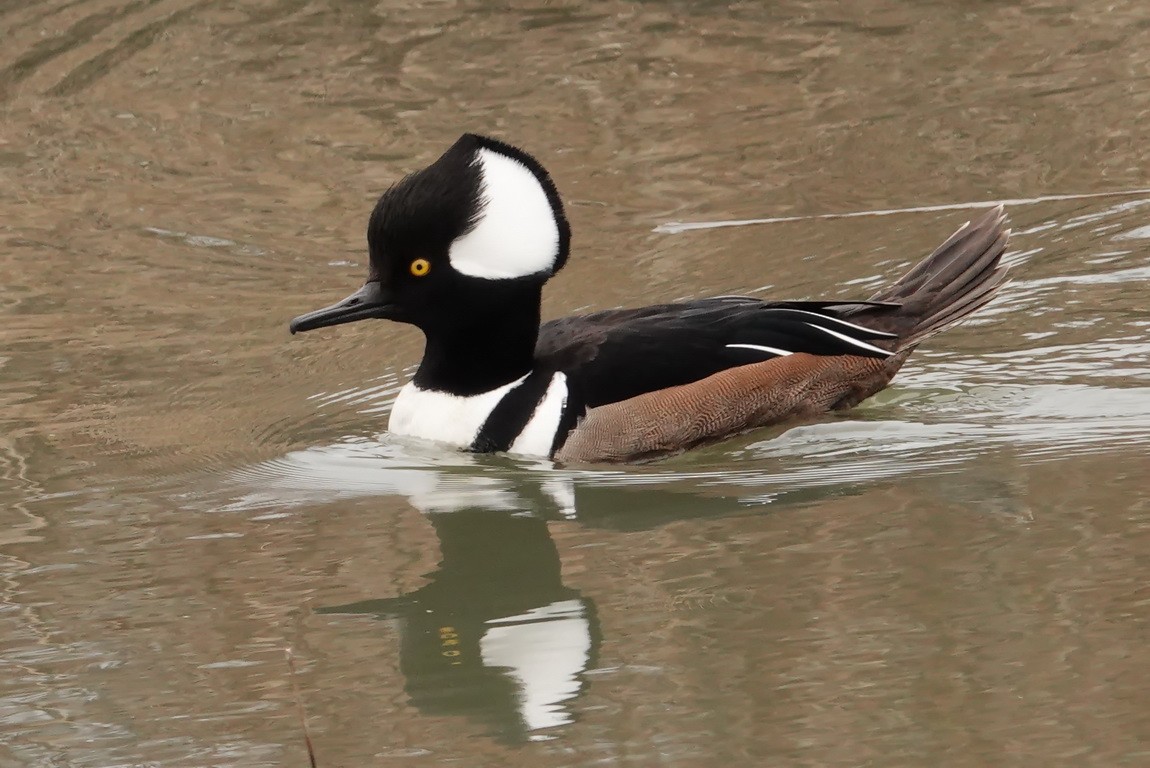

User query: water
[2,1,1149,765]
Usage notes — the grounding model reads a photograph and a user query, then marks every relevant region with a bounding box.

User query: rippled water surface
[3,1,1150,765]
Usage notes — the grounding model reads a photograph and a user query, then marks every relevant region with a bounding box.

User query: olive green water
[3,1,1150,765]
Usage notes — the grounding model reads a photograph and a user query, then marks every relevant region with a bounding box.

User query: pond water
[2,1,1149,765]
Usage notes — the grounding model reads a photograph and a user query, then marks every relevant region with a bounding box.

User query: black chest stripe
[549,386,584,457]
[471,371,555,453]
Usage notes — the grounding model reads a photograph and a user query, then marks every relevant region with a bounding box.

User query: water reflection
[223,441,744,740]
[221,435,875,742]
[319,510,598,741]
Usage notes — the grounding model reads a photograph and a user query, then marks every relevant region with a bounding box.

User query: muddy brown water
[2,1,1149,765]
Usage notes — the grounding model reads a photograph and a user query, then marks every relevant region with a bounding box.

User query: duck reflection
[318,508,598,740]
[225,437,828,739]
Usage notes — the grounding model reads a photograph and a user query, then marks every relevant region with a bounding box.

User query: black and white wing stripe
[723,307,896,360]
[536,297,903,410]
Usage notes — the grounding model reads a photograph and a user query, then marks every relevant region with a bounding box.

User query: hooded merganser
[290,134,1010,463]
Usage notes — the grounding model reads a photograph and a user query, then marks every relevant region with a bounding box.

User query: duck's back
[535,297,898,410]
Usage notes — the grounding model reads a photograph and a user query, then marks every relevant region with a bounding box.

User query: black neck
[413,288,541,396]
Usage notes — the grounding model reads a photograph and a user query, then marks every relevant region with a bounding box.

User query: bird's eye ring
[410,258,431,277]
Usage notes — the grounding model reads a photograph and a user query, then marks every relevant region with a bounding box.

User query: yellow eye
[409,258,431,277]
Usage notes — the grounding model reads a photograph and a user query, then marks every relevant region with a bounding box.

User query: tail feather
[912,264,1008,340]
[848,205,1010,349]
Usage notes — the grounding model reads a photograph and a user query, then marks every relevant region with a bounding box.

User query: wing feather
[536,297,899,409]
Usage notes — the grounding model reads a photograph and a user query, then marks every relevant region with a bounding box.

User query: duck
[290,134,1010,464]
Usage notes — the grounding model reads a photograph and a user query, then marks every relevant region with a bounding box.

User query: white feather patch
[781,309,897,338]
[449,148,560,279]
[388,374,528,449]
[805,324,891,355]
[726,343,792,357]
[510,373,568,457]
[479,599,591,730]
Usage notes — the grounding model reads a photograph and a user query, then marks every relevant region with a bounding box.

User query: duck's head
[289,134,570,336]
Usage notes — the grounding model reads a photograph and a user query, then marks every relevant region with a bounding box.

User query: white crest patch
[479,599,592,731]
[448,147,560,279]
[388,374,528,450]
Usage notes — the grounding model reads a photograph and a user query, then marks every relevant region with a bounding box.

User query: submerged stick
[285,648,318,768]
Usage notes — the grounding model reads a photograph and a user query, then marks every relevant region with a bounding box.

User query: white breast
[388,373,569,457]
